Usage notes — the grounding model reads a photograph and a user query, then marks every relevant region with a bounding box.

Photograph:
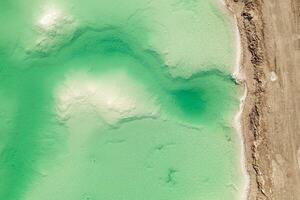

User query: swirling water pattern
[0,0,245,199]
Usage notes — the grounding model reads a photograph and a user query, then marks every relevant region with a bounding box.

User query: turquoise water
[0,0,245,199]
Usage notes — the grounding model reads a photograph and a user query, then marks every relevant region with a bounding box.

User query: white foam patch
[55,72,159,125]
[36,4,75,34]
[30,5,77,55]
[38,6,66,30]
[39,8,61,29]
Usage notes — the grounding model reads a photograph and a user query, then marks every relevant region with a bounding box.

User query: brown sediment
[226,0,300,199]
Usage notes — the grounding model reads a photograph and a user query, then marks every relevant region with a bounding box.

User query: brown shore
[225,0,300,199]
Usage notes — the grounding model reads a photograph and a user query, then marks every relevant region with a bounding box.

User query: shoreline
[225,0,300,199]
[232,13,250,200]
[224,1,266,199]
[219,0,250,199]
[234,82,249,200]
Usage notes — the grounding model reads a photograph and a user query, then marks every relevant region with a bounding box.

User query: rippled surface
[0,0,244,199]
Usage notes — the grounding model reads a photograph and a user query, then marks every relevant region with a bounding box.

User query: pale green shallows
[0,0,245,199]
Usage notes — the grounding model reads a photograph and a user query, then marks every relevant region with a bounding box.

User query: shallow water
[0,0,244,199]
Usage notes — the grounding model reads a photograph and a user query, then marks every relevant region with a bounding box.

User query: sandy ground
[226,0,300,199]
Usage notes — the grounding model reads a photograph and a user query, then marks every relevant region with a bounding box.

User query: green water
[0,0,245,199]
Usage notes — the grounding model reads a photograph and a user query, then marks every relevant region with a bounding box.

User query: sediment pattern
[0,1,246,200]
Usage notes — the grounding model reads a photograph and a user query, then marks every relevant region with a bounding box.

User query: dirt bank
[225,0,300,199]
